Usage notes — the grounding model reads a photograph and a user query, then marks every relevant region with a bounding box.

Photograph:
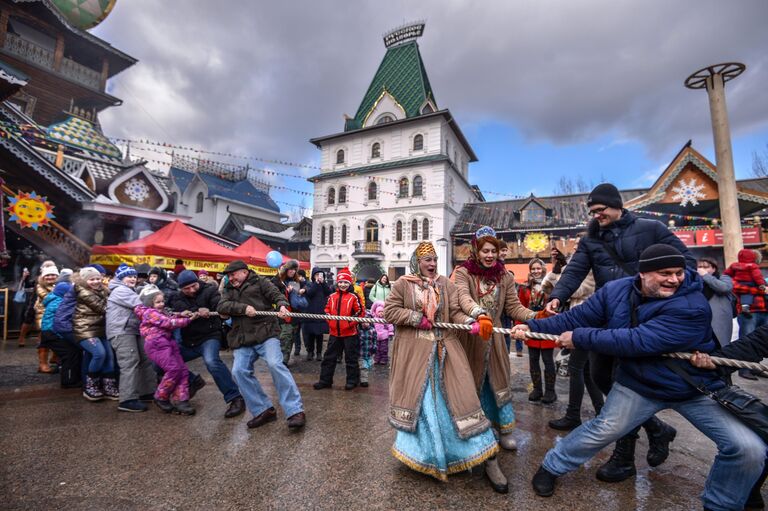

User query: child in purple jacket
[135,285,196,415]
[371,300,394,365]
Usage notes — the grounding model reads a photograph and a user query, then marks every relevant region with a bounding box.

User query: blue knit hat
[52,281,72,297]
[88,263,106,275]
[115,263,137,281]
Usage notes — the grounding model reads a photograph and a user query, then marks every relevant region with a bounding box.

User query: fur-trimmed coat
[453,267,534,403]
[72,279,109,340]
[383,275,490,439]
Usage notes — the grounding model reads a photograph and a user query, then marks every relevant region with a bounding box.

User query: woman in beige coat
[453,227,535,452]
[384,242,509,493]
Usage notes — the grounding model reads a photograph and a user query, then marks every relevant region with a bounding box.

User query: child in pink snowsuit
[371,300,393,365]
[135,285,196,415]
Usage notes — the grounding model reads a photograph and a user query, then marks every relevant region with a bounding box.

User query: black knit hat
[587,183,623,209]
[638,244,686,272]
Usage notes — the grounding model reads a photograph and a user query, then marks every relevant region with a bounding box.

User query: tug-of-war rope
[211,310,768,373]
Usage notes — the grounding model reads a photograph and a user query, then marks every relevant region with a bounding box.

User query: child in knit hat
[134,285,197,415]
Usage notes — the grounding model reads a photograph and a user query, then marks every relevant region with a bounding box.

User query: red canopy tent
[91,220,263,273]
[234,236,310,271]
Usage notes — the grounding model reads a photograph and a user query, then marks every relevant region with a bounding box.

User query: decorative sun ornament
[524,232,549,254]
[6,191,55,230]
[671,177,706,207]
[123,178,150,202]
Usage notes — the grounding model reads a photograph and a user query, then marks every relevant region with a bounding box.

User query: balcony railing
[4,33,54,68]
[3,33,102,90]
[60,56,101,90]
[353,240,382,255]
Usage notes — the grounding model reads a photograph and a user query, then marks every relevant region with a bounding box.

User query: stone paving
[1,340,766,510]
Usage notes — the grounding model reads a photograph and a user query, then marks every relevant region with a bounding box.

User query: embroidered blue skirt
[392,352,498,481]
[480,376,516,434]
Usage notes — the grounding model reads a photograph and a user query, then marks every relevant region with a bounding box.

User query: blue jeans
[737,311,768,337]
[543,382,766,511]
[79,337,115,375]
[231,337,304,418]
[179,339,241,403]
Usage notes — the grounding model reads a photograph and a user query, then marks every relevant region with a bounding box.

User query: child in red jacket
[313,268,364,391]
[724,249,767,316]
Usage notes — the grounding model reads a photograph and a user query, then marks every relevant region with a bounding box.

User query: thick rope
[222,310,768,373]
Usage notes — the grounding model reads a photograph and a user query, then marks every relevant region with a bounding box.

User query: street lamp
[685,62,746,266]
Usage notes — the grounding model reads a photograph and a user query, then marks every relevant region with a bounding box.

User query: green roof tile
[345,41,435,131]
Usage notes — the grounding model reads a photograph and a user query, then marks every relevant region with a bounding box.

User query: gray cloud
[95,0,768,184]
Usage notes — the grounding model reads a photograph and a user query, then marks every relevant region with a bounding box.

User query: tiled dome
[51,0,116,30]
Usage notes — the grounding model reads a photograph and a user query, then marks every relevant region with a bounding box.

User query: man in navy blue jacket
[516,245,765,511]
[546,183,695,480]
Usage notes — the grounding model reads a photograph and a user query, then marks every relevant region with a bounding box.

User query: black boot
[643,416,676,467]
[746,462,768,510]
[541,370,557,404]
[596,433,638,483]
[529,367,543,401]
[548,415,581,431]
[532,465,557,497]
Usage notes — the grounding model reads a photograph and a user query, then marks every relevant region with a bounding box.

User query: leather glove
[417,316,433,330]
[470,322,480,335]
[477,314,493,340]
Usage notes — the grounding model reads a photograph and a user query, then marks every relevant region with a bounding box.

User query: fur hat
[139,284,163,306]
[79,266,101,281]
[280,259,299,273]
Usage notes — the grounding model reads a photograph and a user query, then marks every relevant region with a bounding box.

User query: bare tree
[288,198,310,222]
[753,144,768,177]
[553,175,591,195]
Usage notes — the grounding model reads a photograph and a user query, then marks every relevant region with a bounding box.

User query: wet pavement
[1,340,766,510]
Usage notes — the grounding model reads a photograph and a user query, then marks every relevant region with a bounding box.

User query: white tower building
[308,23,482,280]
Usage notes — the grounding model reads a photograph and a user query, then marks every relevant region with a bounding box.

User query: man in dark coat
[217,260,305,429]
[544,183,694,481]
[167,270,244,419]
[517,245,765,510]
[302,267,332,361]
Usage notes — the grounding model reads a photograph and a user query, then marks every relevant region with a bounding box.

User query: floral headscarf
[404,242,440,323]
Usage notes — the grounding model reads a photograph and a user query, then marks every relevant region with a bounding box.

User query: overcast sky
[94,0,768,209]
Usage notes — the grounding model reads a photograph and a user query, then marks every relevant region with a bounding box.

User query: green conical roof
[345,41,436,131]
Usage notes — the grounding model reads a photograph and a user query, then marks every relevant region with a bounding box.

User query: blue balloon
[266,250,283,269]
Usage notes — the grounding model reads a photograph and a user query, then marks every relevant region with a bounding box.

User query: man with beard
[516,245,765,511]
[167,270,244,419]
[542,183,695,482]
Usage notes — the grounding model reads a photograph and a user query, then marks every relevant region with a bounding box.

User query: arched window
[338,186,347,204]
[421,103,434,114]
[195,192,204,213]
[336,149,345,164]
[320,226,326,245]
[365,219,379,242]
[413,134,424,151]
[399,177,409,198]
[341,224,347,244]
[328,225,335,245]
[412,175,423,197]
[376,115,394,125]
[371,142,381,159]
[395,220,403,242]
[411,219,418,241]
[327,187,336,205]
[367,181,377,201]
[422,218,429,240]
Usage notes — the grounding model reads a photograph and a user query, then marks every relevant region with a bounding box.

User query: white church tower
[308,23,482,280]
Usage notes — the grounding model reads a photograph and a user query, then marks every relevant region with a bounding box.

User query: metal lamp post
[685,62,746,266]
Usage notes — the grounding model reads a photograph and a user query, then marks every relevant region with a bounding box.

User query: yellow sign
[89,254,277,275]
[6,191,55,230]
[524,232,549,254]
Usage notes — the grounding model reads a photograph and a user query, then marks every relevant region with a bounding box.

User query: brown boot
[37,348,54,373]
[17,323,32,347]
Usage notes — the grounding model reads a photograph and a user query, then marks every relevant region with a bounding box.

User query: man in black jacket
[167,270,244,419]
[544,183,696,483]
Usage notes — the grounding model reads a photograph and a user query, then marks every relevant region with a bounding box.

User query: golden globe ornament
[7,191,55,230]
[524,232,549,254]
